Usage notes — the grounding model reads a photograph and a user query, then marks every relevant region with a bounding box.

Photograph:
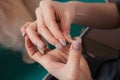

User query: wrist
[68,2,119,29]
[66,1,84,24]
[67,1,90,25]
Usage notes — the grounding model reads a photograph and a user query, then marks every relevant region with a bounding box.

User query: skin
[21,1,119,49]
[24,34,91,80]
[21,1,120,80]
[72,2,119,29]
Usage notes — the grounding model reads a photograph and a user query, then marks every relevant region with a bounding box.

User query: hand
[21,1,119,50]
[24,35,92,80]
[22,0,76,49]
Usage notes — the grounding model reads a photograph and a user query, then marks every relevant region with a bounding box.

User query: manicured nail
[37,43,42,50]
[55,44,63,49]
[22,32,26,37]
[73,38,81,50]
[59,39,66,46]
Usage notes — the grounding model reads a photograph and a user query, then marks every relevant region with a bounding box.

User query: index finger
[40,2,66,46]
[25,35,43,63]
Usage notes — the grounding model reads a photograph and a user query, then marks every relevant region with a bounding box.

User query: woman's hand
[21,1,119,49]
[24,35,92,80]
[22,0,76,49]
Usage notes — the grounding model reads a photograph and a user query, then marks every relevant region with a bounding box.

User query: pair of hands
[21,1,76,49]
[24,35,91,80]
[21,0,119,50]
[21,1,93,80]
[21,22,91,80]
[21,1,119,80]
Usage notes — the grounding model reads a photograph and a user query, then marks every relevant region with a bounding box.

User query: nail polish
[59,39,66,46]
[55,44,63,49]
[37,43,42,50]
[73,38,81,50]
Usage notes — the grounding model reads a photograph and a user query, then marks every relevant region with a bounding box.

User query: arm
[22,1,120,50]
[69,2,120,29]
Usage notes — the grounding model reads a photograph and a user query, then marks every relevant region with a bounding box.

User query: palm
[39,45,91,80]
[25,35,91,80]
[40,46,69,69]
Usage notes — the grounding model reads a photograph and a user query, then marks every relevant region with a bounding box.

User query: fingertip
[55,43,63,49]
[22,31,26,37]
[21,22,31,37]
[64,33,73,43]
[67,38,82,68]
[36,43,44,50]
[72,37,81,51]
[59,38,66,46]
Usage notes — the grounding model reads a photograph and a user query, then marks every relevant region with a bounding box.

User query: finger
[35,8,63,49]
[61,15,71,34]
[61,17,73,43]
[21,22,31,37]
[41,3,66,46]
[26,21,45,49]
[67,37,82,68]
[25,35,43,63]
[64,34,73,43]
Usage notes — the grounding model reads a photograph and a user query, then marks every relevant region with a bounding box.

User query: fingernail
[22,32,26,37]
[37,43,42,50]
[73,38,81,50]
[59,39,66,46]
[55,44,63,49]
[67,34,72,39]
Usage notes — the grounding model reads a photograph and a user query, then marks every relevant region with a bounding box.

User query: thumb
[67,37,82,68]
